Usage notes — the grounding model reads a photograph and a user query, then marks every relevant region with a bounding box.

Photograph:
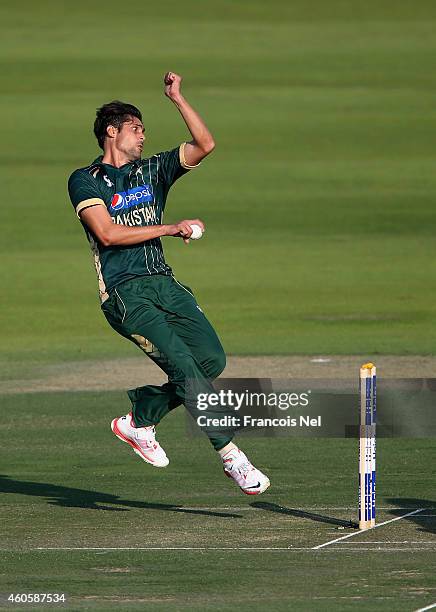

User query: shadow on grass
[0,475,242,518]
[251,501,358,528]
[387,498,436,535]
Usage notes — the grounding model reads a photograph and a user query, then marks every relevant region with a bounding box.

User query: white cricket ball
[190,224,204,240]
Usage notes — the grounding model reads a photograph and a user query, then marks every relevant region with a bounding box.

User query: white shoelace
[233,459,253,477]
[136,426,158,449]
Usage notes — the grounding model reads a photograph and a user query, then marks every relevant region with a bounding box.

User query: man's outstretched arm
[80,205,204,246]
[164,72,215,166]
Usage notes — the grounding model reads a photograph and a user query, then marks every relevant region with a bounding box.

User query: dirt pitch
[2,355,435,394]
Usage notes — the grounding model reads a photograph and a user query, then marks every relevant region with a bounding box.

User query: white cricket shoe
[222,449,270,495]
[111,413,169,468]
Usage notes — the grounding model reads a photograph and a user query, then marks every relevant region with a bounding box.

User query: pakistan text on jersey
[112,205,158,226]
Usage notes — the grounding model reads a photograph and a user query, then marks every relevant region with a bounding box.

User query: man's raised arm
[164,72,215,167]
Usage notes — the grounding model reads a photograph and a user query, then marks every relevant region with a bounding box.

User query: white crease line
[180,506,435,512]
[322,547,435,551]
[23,545,435,552]
[34,547,307,551]
[414,603,436,612]
[179,507,251,511]
[312,508,425,550]
[342,541,435,544]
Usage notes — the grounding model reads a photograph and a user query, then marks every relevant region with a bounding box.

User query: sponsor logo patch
[110,184,153,211]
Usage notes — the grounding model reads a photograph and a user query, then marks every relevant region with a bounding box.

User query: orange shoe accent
[111,418,156,464]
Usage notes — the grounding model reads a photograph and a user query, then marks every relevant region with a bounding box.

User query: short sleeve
[68,169,105,218]
[158,143,200,189]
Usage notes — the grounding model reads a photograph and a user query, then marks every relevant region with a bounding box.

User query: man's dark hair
[94,100,142,150]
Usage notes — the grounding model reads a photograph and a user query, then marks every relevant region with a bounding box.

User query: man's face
[111,116,145,161]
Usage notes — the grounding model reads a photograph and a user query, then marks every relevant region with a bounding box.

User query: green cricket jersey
[68,143,198,302]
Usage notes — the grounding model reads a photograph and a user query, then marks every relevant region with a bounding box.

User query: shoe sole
[224,470,271,495]
[111,418,169,468]
[242,478,271,495]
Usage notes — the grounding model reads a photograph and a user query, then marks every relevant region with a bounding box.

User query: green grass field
[1,1,436,610]
[1,391,435,610]
[1,0,436,362]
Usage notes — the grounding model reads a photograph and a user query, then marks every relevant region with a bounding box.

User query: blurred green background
[1,0,436,362]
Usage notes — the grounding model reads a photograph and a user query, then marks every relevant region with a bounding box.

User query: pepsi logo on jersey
[111,184,154,211]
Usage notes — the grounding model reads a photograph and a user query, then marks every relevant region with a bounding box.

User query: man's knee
[208,349,226,379]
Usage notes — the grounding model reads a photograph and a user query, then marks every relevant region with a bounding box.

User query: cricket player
[68,72,270,495]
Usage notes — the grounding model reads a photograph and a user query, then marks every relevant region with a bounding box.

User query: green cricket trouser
[101,274,232,451]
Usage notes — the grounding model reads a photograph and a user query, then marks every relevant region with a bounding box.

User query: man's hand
[165,219,205,244]
[164,72,182,101]
[163,71,215,166]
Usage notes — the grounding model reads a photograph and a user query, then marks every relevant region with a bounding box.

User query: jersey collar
[92,155,142,173]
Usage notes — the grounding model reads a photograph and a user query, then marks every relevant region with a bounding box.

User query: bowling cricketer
[67,72,270,495]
